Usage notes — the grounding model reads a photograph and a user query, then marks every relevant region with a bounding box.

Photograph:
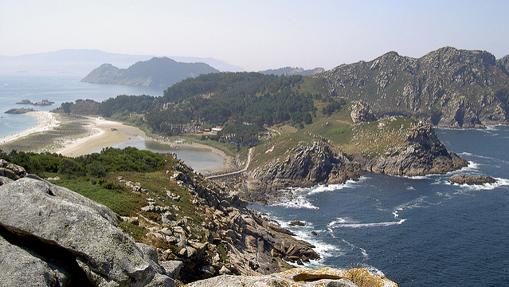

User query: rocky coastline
[359,122,468,176]
[0,158,398,286]
[244,121,466,203]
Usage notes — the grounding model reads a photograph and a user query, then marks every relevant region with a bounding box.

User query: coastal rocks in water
[449,175,497,185]
[350,101,376,123]
[289,220,307,227]
[187,267,397,287]
[0,177,174,287]
[248,141,360,198]
[362,122,468,176]
[5,108,35,114]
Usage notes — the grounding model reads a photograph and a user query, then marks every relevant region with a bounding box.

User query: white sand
[0,111,60,145]
[56,117,145,157]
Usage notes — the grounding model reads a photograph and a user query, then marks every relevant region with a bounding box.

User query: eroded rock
[0,177,173,287]
[449,175,496,185]
[186,267,397,287]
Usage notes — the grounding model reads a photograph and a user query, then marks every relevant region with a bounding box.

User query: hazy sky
[1,0,508,70]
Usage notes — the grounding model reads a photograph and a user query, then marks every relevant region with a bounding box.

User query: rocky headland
[360,122,468,176]
[244,118,466,202]
[0,157,397,286]
[247,141,360,203]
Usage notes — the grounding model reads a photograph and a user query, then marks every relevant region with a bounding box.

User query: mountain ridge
[82,57,220,90]
[319,47,509,127]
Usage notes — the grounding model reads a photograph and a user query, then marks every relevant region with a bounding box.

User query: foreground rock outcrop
[0,159,328,286]
[449,174,497,185]
[361,122,468,176]
[187,267,397,287]
[145,161,319,280]
[0,177,174,287]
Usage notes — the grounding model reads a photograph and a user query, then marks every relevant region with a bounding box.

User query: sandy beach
[0,111,60,145]
[0,112,233,173]
[56,117,146,157]
[55,117,234,173]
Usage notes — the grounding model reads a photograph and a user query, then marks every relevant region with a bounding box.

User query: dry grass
[344,268,385,287]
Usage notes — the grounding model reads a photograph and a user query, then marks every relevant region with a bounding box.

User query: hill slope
[82,57,219,89]
[320,47,509,127]
[259,66,325,76]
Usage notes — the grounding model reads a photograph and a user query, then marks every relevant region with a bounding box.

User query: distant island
[259,66,325,76]
[5,108,34,114]
[16,99,54,106]
[81,57,219,90]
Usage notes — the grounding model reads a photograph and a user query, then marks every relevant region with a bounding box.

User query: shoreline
[0,111,60,145]
[54,116,234,173]
[0,112,235,174]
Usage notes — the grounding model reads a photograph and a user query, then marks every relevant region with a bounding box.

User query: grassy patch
[55,176,146,216]
[119,221,147,241]
[250,103,416,169]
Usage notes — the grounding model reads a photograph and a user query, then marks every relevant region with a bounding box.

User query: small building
[211,126,223,132]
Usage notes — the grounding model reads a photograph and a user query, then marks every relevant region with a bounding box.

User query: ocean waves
[271,177,366,210]
[327,217,406,229]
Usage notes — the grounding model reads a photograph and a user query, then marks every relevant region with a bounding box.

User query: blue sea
[252,126,509,287]
[0,75,161,139]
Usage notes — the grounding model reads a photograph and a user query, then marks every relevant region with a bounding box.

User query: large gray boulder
[0,235,67,286]
[0,178,174,287]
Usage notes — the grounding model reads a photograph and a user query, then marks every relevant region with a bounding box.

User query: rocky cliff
[359,122,468,176]
[0,158,330,286]
[320,47,509,127]
[244,121,466,201]
[82,57,219,90]
[247,141,360,202]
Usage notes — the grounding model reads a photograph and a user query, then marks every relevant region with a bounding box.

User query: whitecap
[392,196,427,219]
[268,215,341,264]
[328,217,406,228]
[307,177,366,195]
[332,219,407,228]
[272,195,318,210]
[339,238,369,260]
[451,177,509,191]
[327,217,359,227]
[394,174,431,180]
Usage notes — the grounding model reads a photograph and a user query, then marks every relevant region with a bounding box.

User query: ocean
[251,126,509,286]
[0,75,224,171]
[0,75,161,138]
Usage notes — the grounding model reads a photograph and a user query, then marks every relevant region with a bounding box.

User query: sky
[1,0,508,70]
